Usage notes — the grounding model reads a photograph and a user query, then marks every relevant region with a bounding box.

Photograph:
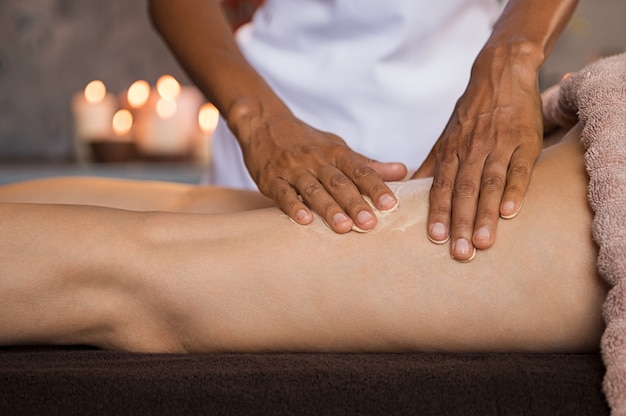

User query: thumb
[368,161,408,181]
[412,151,436,179]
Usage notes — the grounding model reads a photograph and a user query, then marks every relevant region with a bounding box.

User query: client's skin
[0,124,607,354]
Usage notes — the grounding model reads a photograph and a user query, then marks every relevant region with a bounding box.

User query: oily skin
[146,125,605,353]
[0,124,607,353]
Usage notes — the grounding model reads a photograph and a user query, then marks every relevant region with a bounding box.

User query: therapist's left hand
[412,53,543,262]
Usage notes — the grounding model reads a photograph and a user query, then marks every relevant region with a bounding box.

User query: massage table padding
[0,346,608,415]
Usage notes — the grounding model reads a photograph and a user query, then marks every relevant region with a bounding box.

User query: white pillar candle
[134,93,188,156]
[112,109,134,142]
[133,75,204,159]
[194,102,220,165]
[176,86,204,146]
[71,80,117,162]
[126,80,151,110]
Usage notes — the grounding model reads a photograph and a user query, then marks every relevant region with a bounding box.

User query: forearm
[476,0,578,72]
[147,0,292,143]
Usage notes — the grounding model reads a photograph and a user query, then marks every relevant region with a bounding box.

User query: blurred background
[0,0,624,170]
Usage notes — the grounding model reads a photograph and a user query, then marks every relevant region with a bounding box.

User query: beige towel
[542,52,626,415]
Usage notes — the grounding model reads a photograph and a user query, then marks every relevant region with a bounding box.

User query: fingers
[319,161,400,232]
[269,162,398,234]
[269,177,315,226]
[470,155,508,251]
[429,150,484,262]
[426,154,455,246]
[427,145,538,262]
[303,167,374,234]
[368,161,408,182]
[244,116,404,233]
[499,147,536,219]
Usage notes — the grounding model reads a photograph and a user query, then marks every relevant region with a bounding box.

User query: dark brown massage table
[0,346,608,415]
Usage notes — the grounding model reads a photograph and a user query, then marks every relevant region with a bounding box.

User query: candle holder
[72,77,219,165]
[89,140,137,163]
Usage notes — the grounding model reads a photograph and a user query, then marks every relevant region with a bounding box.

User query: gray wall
[0,0,624,162]
[0,0,188,161]
[540,0,626,88]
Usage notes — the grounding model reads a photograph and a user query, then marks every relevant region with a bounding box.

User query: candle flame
[156,75,181,101]
[127,80,151,108]
[112,109,134,136]
[198,103,220,134]
[84,80,107,104]
[156,97,177,119]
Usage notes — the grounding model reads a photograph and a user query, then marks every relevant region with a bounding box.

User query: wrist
[225,96,293,145]
[472,40,544,83]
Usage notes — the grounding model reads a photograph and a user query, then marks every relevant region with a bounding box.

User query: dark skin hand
[148,0,576,254]
[148,0,406,234]
[413,0,578,261]
[228,100,407,234]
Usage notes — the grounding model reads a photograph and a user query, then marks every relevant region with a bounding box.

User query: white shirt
[207,0,500,189]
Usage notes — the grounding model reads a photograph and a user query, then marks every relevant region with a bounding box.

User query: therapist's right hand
[237,113,407,233]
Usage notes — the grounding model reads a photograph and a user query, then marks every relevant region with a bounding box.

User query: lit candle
[135,96,188,157]
[194,102,220,165]
[71,80,117,162]
[176,85,204,150]
[156,75,181,101]
[126,80,151,109]
[134,75,203,159]
[112,109,134,141]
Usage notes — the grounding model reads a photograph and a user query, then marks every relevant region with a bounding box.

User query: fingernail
[501,201,517,219]
[474,226,491,242]
[453,238,471,257]
[428,222,448,243]
[378,193,397,210]
[333,212,350,226]
[296,209,309,222]
[455,246,477,263]
[356,211,375,226]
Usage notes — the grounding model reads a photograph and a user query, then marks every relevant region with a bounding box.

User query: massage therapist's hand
[237,113,407,234]
[413,49,543,261]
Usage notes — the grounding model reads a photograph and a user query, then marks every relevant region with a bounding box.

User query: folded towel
[542,52,626,415]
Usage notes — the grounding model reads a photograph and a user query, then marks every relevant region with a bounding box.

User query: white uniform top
[207,0,500,189]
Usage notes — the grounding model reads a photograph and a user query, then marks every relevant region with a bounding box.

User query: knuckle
[505,182,525,196]
[327,172,352,190]
[318,200,338,218]
[480,174,505,193]
[476,205,500,221]
[300,180,326,202]
[352,167,384,195]
[431,175,455,193]
[453,216,475,232]
[508,161,531,178]
[284,198,304,214]
[453,179,479,199]
[351,165,377,181]
[430,204,451,218]
[271,182,293,203]
[438,146,458,164]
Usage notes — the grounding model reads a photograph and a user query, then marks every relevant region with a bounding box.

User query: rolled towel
[542,52,626,415]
